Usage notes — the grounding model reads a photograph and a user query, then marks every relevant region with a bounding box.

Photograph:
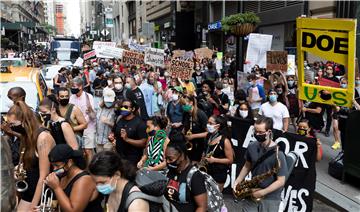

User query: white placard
[73,57,84,67]
[92,41,116,50]
[287,55,296,75]
[128,38,151,52]
[96,46,123,59]
[244,33,273,73]
[144,47,165,67]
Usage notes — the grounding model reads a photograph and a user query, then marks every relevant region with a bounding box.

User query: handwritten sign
[172,50,186,58]
[169,59,194,80]
[266,51,288,72]
[96,46,123,59]
[128,38,150,52]
[122,50,145,66]
[92,41,116,50]
[144,47,164,67]
[194,47,213,59]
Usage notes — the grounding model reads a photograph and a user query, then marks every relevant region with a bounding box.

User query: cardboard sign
[194,47,213,59]
[122,50,145,66]
[172,50,186,58]
[297,18,356,107]
[244,33,273,73]
[144,47,164,67]
[266,51,288,72]
[96,46,123,59]
[92,41,116,50]
[83,50,96,60]
[169,59,194,80]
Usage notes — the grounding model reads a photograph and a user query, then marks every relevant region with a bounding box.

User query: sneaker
[332,142,341,150]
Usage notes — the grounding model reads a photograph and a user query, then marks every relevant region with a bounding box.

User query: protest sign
[73,57,84,67]
[244,33,273,73]
[96,46,123,59]
[318,78,340,88]
[92,41,116,50]
[128,38,150,52]
[266,51,288,72]
[169,59,194,80]
[194,47,213,59]
[287,55,296,75]
[83,50,96,60]
[172,50,186,58]
[144,47,164,67]
[183,51,194,60]
[225,117,317,212]
[122,50,145,66]
[217,52,223,60]
[297,18,356,107]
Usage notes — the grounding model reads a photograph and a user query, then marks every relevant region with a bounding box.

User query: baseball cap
[48,144,82,163]
[103,88,116,102]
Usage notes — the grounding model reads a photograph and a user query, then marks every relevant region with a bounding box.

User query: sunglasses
[121,105,131,109]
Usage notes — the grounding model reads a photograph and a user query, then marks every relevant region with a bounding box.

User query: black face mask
[41,113,51,126]
[59,98,69,106]
[115,110,121,116]
[10,125,26,135]
[70,88,80,95]
[148,130,156,136]
[254,133,267,143]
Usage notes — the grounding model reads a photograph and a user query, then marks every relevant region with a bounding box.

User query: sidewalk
[314,132,360,211]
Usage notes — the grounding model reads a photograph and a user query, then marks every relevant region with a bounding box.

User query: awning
[1,22,22,30]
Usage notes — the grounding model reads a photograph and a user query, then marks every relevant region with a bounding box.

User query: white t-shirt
[249,86,262,109]
[258,102,290,130]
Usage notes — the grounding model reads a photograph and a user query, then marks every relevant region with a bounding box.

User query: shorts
[82,130,96,149]
[96,142,114,152]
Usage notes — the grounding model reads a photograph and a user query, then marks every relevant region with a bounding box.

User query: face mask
[114,84,123,90]
[96,178,117,195]
[171,94,179,101]
[120,108,131,116]
[340,83,347,88]
[185,80,189,83]
[104,102,113,108]
[207,124,216,133]
[297,129,308,136]
[239,110,248,118]
[147,130,156,136]
[356,80,360,86]
[70,88,80,95]
[125,83,131,89]
[107,80,113,86]
[269,94,277,103]
[59,98,69,106]
[276,90,283,95]
[287,80,295,87]
[54,166,67,178]
[254,133,267,143]
[115,109,121,116]
[182,105,192,112]
[10,125,26,135]
[167,159,180,171]
[41,113,51,126]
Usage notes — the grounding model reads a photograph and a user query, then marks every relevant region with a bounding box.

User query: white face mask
[207,124,216,133]
[171,94,179,101]
[107,80,113,85]
[239,110,249,118]
[114,84,123,90]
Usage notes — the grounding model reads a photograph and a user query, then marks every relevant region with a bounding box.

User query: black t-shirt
[203,69,219,81]
[304,102,324,130]
[113,116,147,165]
[192,72,204,88]
[216,92,230,114]
[165,165,207,211]
[132,87,149,121]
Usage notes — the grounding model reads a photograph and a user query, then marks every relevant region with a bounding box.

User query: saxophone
[198,152,213,173]
[234,147,280,202]
[14,148,28,192]
[185,117,193,151]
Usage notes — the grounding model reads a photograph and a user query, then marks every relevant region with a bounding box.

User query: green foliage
[221,12,261,32]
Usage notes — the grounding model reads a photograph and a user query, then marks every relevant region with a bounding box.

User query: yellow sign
[297,18,356,107]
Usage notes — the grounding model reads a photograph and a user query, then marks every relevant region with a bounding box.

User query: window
[121,5,123,17]
[140,17,142,25]
[140,1,142,5]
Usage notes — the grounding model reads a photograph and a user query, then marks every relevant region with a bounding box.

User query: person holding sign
[233,116,287,212]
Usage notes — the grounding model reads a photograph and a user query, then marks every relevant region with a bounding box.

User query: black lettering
[334,37,348,54]
[317,35,333,51]
[302,32,316,48]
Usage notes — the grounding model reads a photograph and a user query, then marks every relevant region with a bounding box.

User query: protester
[235,102,254,120]
[203,62,219,82]
[46,144,103,211]
[53,67,69,94]
[95,88,116,152]
[69,77,96,165]
[182,95,208,163]
[92,70,107,111]
[247,73,266,118]
[197,80,215,117]
[139,71,159,117]
[259,90,290,132]
[212,81,230,115]
[137,116,169,172]
[286,75,300,128]
[192,63,204,94]
[354,75,360,105]
[205,115,234,191]
[302,101,324,132]
[6,101,55,211]
[165,136,207,211]
[112,99,147,165]
[125,76,149,120]
[89,151,150,211]
[39,96,78,149]
[297,119,323,161]
[233,116,287,211]
[166,86,184,136]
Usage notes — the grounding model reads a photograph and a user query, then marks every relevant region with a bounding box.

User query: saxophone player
[233,116,287,212]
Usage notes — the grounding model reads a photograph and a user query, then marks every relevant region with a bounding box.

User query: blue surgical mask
[287,80,295,87]
[96,177,117,195]
[356,80,360,85]
[104,102,113,108]
[269,94,277,103]
[340,83,347,88]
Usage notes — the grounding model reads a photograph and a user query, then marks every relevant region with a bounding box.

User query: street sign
[90,30,97,35]
[101,29,110,36]
[106,18,114,28]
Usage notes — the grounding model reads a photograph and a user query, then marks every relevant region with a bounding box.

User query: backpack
[122,169,178,212]
[186,166,227,212]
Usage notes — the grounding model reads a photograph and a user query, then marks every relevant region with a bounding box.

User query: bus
[50,36,81,65]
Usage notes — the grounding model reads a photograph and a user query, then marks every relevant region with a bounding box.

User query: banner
[83,50,96,60]
[122,50,145,66]
[92,41,116,50]
[224,117,317,212]
[266,51,288,72]
[144,47,165,67]
[297,18,356,107]
[169,59,194,80]
[194,47,213,59]
[128,38,151,52]
[244,33,273,73]
[96,46,123,59]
